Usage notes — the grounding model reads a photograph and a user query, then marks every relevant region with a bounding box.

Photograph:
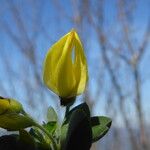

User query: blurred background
[0,0,150,150]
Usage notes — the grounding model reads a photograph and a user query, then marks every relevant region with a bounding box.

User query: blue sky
[0,0,150,126]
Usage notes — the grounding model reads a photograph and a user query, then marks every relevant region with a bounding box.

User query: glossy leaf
[91,116,112,142]
[61,109,92,150]
[64,102,90,124]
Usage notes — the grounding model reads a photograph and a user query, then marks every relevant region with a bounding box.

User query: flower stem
[64,98,76,117]
[65,105,70,117]
[22,110,57,150]
[34,122,57,150]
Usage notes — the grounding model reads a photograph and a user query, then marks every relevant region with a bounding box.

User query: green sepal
[91,116,112,142]
[60,97,76,106]
[0,113,35,131]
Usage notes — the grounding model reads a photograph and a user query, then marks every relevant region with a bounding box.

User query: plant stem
[34,123,57,150]
[65,105,70,117]
[22,111,57,150]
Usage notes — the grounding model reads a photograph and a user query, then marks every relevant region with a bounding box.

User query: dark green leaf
[0,134,38,150]
[91,116,112,142]
[64,102,90,124]
[61,109,92,150]
[19,129,35,146]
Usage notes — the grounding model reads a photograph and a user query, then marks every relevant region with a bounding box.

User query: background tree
[0,0,150,150]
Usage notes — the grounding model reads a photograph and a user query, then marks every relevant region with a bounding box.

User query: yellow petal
[55,31,76,97]
[43,33,69,94]
[74,32,88,94]
[43,29,88,99]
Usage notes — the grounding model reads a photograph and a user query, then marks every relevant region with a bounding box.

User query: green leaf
[0,113,35,131]
[47,106,57,122]
[61,109,92,150]
[91,116,112,142]
[43,121,57,134]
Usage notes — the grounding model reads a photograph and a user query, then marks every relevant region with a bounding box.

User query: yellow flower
[0,96,23,114]
[43,29,88,101]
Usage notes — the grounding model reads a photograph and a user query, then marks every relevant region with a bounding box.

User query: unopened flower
[43,29,88,104]
[0,96,23,114]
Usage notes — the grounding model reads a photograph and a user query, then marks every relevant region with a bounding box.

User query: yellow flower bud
[43,29,88,102]
[0,96,23,114]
